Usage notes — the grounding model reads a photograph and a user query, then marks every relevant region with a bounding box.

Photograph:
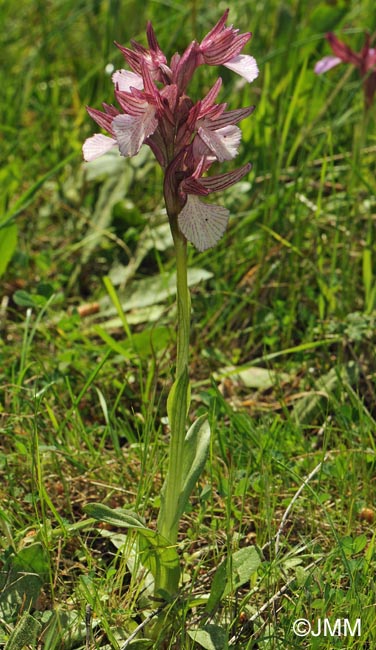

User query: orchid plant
[83,10,258,598]
[315,32,376,110]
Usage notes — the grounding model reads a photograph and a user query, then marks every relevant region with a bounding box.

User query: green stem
[156,214,191,594]
[174,229,190,378]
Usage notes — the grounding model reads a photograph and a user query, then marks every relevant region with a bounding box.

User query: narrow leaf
[176,415,211,521]
[0,224,17,277]
[166,366,190,427]
[84,503,146,530]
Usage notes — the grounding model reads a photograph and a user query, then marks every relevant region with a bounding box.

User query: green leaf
[5,613,41,650]
[102,268,213,313]
[13,290,47,308]
[206,546,261,612]
[0,223,17,277]
[166,366,190,433]
[83,503,146,530]
[223,546,261,595]
[205,561,227,612]
[137,533,180,595]
[95,324,171,361]
[0,543,49,619]
[176,416,210,522]
[83,504,180,593]
[188,624,227,650]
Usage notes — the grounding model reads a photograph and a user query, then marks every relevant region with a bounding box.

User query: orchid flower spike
[315,32,376,109]
[83,10,258,251]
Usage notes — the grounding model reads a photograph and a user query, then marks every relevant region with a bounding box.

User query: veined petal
[198,162,252,192]
[178,195,229,251]
[112,107,158,157]
[202,33,251,65]
[112,69,144,91]
[224,54,259,82]
[201,9,229,44]
[83,134,117,161]
[314,55,342,74]
[205,106,255,129]
[191,135,215,162]
[86,106,116,134]
[200,78,223,113]
[197,124,241,161]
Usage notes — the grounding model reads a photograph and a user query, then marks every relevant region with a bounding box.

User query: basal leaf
[84,503,180,592]
[83,503,146,530]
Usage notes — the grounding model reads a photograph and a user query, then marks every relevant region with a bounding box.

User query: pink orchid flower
[83,11,258,251]
[315,32,376,109]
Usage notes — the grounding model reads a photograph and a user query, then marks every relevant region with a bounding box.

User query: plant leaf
[206,546,261,612]
[4,613,41,650]
[223,546,261,594]
[0,223,17,277]
[166,366,190,427]
[84,503,146,529]
[188,624,227,650]
[83,504,180,593]
[176,416,211,522]
[205,561,227,612]
[0,543,49,620]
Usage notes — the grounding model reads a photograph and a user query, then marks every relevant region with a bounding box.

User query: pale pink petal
[112,107,158,157]
[192,135,215,162]
[178,195,229,251]
[198,124,241,161]
[82,134,117,161]
[314,56,342,74]
[112,69,144,91]
[224,54,259,82]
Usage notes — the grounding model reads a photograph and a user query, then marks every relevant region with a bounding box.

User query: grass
[1,0,376,647]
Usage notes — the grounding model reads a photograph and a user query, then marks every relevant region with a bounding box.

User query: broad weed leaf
[187,624,227,650]
[206,546,261,612]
